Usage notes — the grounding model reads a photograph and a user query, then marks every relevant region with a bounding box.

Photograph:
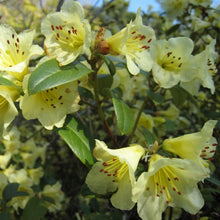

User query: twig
[56,0,65,12]
[127,96,149,145]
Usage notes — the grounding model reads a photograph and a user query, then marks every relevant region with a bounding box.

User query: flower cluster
[87,120,217,219]
[0,127,65,214]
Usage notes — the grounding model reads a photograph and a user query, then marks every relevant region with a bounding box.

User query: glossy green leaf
[142,127,156,145]
[147,89,164,103]
[165,119,176,132]
[170,86,188,107]
[2,183,28,202]
[28,59,92,95]
[58,117,94,166]
[166,24,181,35]
[99,54,116,75]
[206,177,220,186]
[97,74,113,97]
[0,75,18,88]
[78,86,94,99]
[20,197,47,220]
[112,97,134,134]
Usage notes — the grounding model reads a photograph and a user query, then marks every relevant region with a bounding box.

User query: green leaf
[0,75,18,88]
[147,89,164,103]
[58,117,94,166]
[20,197,47,220]
[97,74,113,97]
[78,86,94,99]
[165,120,176,132]
[142,127,155,145]
[166,24,181,35]
[28,59,92,95]
[170,86,188,107]
[206,177,220,186]
[112,97,134,134]
[2,183,29,202]
[99,54,116,75]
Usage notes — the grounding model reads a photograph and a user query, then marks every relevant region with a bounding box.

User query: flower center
[160,51,183,72]
[0,34,25,68]
[146,165,182,204]
[99,157,128,182]
[40,87,66,109]
[50,24,84,49]
[126,30,152,53]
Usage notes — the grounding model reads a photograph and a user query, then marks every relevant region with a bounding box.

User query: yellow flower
[40,182,65,212]
[8,186,34,211]
[150,37,198,88]
[0,24,44,81]
[28,167,44,185]
[41,0,91,66]
[133,154,208,220]
[0,85,19,137]
[3,165,33,187]
[2,127,21,153]
[0,152,12,170]
[163,120,218,172]
[20,75,80,130]
[181,39,217,95]
[86,140,145,210]
[20,139,47,168]
[106,8,155,75]
[159,0,188,19]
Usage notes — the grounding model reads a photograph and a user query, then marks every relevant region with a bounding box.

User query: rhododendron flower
[159,0,188,19]
[41,0,91,66]
[0,24,44,81]
[133,154,208,220]
[163,120,217,172]
[20,75,80,130]
[181,39,217,95]
[27,167,44,185]
[150,37,198,88]
[86,140,145,210]
[0,152,11,169]
[0,85,19,137]
[106,8,155,75]
[40,182,65,212]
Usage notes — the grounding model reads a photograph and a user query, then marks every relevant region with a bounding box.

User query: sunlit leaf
[28,59,91,95]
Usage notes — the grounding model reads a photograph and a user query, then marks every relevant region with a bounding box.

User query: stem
[168,207,173,220]
[127,96,149,145]
[92,64,120,148]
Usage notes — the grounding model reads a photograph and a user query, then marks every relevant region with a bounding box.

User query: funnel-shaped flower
[133,154,208,220]
[20,75,80,130]
[86,140,145,210]
[0,24,44,81]
[181,39,217,95]
[150,37,198,88]
[41,0,91,66]
[163,120,217,172]
[0,85,19,137]
[106,8,155,75]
